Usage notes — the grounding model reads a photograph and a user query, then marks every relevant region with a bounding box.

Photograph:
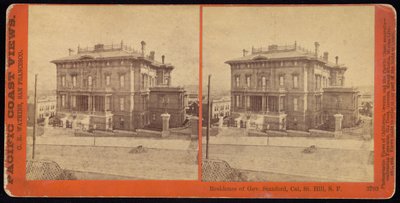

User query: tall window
[235,95,240,107]
[293,98,298,111]
[71,95,76,108]
[72,75,77,87]
[235,76,240,87]
[262,76,267,88]
[246,76,251,87]
[106,75,111,86]
[61,76,66,87]
[316,95,322,111]
[279,96,285,111]
[293,75,298,88]
[120,74,125,88]
[279,75,284,86]
[105,96,111,111]
[119,97,124,111]
[88,76,92,86]
[61,95,65,107]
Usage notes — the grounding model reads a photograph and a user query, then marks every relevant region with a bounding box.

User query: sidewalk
[203,144,373,182]
[28,144,197,180]
[203,128,373,151]
[28,135,192,151]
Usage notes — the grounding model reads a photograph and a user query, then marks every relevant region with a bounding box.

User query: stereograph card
[4,4,396,199]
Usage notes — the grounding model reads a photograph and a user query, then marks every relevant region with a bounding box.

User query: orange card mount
[4,4,396,199]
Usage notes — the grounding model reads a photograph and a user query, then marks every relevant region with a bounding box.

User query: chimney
[314,42,320,57]
[335,56,339,65]
[149,51,155,60]
[242,49,248,56]
[140,41,146,56]
[162,55,165,64]
[323,52,329,61]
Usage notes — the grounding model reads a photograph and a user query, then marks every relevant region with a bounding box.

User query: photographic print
[4,4,395,198]
[202,6,375,182]
[25,5,200,180]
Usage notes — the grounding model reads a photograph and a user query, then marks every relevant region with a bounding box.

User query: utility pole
[206,75,211,159]
[32,74,38,160]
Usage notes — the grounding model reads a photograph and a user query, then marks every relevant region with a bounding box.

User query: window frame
[119,97,124,111]
[88,76,92,87]
[293,75,299,88]
[293,98,298,111]
[119,74,125,88]
[105,74,111,86]
[72,75,77,87]
[279,75,285,86]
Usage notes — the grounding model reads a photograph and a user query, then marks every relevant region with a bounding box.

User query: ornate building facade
[226,42,359,131]
[51,41,185,131]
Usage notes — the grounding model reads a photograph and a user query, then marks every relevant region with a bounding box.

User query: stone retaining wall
[136,129,162,138]
[309,129,335,137]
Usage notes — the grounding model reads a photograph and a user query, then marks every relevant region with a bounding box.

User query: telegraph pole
[32,74,38,160]
[206,75,211,159]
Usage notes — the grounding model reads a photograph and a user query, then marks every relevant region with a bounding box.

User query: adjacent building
[225,42,359,131]
[27,95,57,126]
[51,41,186,131]
[202,96,231,125]
[148,86,187,129]
[186,93,199,116]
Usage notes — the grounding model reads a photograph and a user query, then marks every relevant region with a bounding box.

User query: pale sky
[28,5,375,94]
[203,6,375,91]
[28,5,199,93]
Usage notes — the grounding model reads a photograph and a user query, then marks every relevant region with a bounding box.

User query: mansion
[51,41,186,131]
[225,42,360,131]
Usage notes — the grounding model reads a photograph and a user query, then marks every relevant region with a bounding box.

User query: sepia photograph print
[202,6,375,182]
[26,5,200,180]
[4,3,395,198]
